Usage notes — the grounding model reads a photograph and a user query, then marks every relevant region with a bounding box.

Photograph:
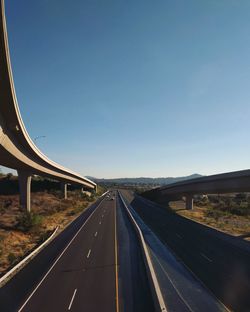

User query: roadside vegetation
[169,193,250,239]
[0,173,105,277]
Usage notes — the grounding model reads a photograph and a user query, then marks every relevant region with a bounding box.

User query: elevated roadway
[122,190,250,312]
[0,0,96,211]
[144,169,250,209]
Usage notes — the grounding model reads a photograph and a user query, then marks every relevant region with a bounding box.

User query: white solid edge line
[18,198,104,312]
[118,192,167,312]
[68,288,77,310]
[200,253,213,263]
[0,226,59,285]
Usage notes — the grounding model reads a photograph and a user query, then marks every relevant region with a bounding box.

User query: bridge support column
[61,182,68,199]
[185,195,193,210]
[18,170,32,212]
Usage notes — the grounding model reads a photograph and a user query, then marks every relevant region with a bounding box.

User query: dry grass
[0,191,95,276]
[169,200,250,240]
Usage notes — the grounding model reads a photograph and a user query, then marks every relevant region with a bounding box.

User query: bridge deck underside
[162,177,250,196]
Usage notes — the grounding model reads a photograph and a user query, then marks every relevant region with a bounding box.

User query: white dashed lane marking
[87,249,91,258]
[68,289,77,310]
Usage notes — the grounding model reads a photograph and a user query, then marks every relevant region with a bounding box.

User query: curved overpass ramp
[144,169,250,209]
[0,0,96,211]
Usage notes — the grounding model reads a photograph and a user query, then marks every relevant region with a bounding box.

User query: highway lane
[121,190,250,312]
[119,191,227,312]
[116,192,154,312]
[17,195,118,312]
[0,197,105,312]
[0,192,155,312]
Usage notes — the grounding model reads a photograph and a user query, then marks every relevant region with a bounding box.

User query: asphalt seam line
[200,252,213,263]
[152,252,194,312]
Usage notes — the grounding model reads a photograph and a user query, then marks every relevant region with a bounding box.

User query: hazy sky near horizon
[3,0,250,178]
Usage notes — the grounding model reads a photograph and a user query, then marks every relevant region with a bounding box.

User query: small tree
[5,173,13,180]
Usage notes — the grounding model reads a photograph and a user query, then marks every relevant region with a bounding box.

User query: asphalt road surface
[0,193,154,312]
[121,190,250,312]
[116,193,154,312]
[18,195,118,312]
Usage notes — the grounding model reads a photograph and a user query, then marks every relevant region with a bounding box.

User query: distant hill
[87,174,203,186]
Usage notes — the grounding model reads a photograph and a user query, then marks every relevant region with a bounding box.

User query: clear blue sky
[3,0,250,178]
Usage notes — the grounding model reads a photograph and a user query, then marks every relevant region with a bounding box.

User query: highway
[120,190,250,312]
[119,191,227,312]
[2,189,249,311]
[18,195,118,312]
[0,193,154,312]
[116,194,155,312]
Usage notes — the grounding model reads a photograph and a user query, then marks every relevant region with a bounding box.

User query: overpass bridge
[144,169,250,209]
[0,0,96,211]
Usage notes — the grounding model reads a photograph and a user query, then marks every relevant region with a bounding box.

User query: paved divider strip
[118,191,167,312]
[0,226,59,287]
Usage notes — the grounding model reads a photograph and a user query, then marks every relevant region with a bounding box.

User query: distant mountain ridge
[87,174,203,185]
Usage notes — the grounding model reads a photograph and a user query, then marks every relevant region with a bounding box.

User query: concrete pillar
[18,170,32,212]
[185,194,193,210]
[61,182,68,199]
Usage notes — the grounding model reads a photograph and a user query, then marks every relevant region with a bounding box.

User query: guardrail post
[185,194,193,210]
[18,170,32,212]
[61,182,67,199]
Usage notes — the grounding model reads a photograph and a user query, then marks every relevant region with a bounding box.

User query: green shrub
[229,204,250,216]
[16,212,43,232]
[205,209,225,220]
[75,203,88,213]
[7,252,16,265]
[0,236,3,257]
[235,193,247,202]
[5,173,13,180]
[195,196,209,206]
[67,210,76,216]
[38,231,51,243]
[0,202,5,213]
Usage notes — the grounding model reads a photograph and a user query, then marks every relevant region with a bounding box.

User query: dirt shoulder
[0,190,100,277]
